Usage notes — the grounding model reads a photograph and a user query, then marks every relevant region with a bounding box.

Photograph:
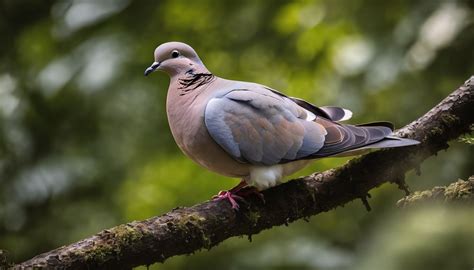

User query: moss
[443,179,474,200]
[440,113,459,126]
[85,245,110,264]
[113,224,144,246]
[422,126,442,144]
[81,224,146,265]
[177,213,206,229]
[346,156,364,168]
[201,233,212,250]
[0,249,12,269]
[458,133,474,145]
[429,127,443,136]
[246,210,261,226]
[397,178,474,207]
[397,190,433,206]
[176,213,213,249]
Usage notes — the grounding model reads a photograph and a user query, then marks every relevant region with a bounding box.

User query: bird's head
[144,42,208,77]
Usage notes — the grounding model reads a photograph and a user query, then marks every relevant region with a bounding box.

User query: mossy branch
[15,76,474,269]
[397,176,474,207]
[0,250,12,270]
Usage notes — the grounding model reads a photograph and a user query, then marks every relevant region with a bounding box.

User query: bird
[144,41,419,209]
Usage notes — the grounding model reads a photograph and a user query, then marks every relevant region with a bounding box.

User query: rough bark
[1,250,11,270]
[15,76,474,269]
[397,176,474,207]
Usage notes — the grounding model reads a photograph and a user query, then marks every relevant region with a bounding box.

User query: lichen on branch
[397,177,474,207]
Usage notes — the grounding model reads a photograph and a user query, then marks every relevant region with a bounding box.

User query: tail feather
[357,121,395,130]
[308,116,419,159]
[320,106,353,122]
[332,136,420,157]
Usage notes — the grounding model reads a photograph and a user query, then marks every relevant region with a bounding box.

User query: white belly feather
[247,160,312,190]
[248,165,283,190]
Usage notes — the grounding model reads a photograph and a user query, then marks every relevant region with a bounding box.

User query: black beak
[144,62,160,76]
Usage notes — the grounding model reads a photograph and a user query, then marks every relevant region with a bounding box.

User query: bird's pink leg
[213,190,244,209]
[213,180,264,210]
[228,180,248,193]
[213,180,247,210]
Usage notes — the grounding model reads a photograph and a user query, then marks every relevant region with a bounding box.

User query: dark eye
[171,50,180,58]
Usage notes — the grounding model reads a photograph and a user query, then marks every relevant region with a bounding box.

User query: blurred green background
[0,0,473,269]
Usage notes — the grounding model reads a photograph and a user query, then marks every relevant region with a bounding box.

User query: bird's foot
[213,186,265,210]
[213,190,245,210]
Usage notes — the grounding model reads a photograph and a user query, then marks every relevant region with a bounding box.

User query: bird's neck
[166,69,216,147]
[170,68,216,97]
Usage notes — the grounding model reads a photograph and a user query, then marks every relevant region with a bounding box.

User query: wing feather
[204,84,408,165]
[205,89,326,165]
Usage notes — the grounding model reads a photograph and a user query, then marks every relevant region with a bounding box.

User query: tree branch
[396,176,474,207]
[16,76,474,269]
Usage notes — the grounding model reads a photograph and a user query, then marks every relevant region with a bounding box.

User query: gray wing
[263,87,353,122]
[204,86,411,165]
[204,89,327,165]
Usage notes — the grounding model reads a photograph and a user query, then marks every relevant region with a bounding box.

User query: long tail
[331,122,420,157]
[309,118,420,158]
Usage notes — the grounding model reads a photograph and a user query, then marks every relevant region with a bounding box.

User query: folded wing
[204,89,327,165]
[204,87,417,166]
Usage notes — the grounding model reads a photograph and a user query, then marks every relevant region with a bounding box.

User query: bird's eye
[171,50,180,58]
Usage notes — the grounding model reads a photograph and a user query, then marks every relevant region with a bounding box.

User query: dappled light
[0,1,473,269]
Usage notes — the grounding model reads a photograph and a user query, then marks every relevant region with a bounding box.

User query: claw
[212,180,265,210]
[213,191,246,210]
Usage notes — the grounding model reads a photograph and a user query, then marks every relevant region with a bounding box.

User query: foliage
[0,0,473,268]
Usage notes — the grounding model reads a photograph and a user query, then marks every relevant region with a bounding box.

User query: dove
[144,41,419,209]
